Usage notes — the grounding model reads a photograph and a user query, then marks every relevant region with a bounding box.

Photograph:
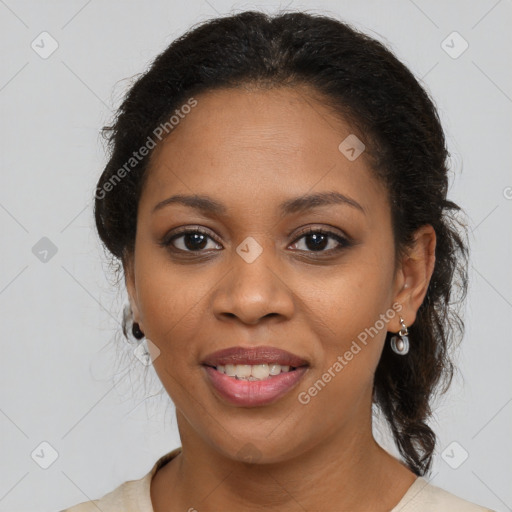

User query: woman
[62,10,495,512]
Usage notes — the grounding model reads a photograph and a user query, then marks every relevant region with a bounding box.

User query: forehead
[140,86,385,219]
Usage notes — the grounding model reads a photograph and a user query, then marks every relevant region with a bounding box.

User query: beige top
[61,447,495,512]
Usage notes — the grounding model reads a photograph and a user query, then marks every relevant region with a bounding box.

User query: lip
[203,365,309,407]
[201,345,309,367]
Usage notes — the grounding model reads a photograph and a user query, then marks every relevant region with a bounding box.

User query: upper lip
[202,346,309,367]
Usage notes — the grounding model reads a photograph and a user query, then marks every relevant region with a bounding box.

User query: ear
[391,224,436,331]
[123,252,143,330]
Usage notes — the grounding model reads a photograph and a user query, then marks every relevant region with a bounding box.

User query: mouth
[200,345,310,407]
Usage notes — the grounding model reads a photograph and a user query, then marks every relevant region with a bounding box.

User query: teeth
[216,363,292,380]
[269,364,283,376]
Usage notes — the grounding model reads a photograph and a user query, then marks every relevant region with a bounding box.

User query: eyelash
[159,226,351,256]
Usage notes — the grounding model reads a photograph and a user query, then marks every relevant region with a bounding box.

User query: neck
[151,406,417,512]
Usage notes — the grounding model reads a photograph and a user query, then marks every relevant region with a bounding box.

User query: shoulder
[392,476,496,512]
[59,474,152,512]
[59,447,182,512]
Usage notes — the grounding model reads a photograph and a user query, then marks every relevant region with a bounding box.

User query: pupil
[306,233,327,251]
[185,233,207,250]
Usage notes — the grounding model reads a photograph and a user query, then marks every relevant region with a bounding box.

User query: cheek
[133,245,208,358]
[294,274,391,434]
[138,274,205,352]
[301,250,395,390]
[308,258,394,344]
[135,260,207,403]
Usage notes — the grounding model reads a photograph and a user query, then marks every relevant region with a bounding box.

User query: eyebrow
[152,191,365,216]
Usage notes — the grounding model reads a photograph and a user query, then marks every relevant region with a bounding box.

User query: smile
[203,364,309,407]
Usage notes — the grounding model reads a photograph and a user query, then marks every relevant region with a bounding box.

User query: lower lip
[203,365,308,407]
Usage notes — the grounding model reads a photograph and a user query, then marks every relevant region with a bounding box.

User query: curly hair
[94,10,469,476]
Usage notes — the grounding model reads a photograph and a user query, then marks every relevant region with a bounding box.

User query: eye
[289,227,350,254]
[160,226,351,255]
[161,228,222,252]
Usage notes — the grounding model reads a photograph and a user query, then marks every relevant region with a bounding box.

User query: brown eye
[161,228,222,252]
[290,228,350,253]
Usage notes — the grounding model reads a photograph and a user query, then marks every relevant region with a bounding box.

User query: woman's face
[126,86,406,462]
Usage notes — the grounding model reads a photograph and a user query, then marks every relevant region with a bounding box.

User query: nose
[212,243,295,326]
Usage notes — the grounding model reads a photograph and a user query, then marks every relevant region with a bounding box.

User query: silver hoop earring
[390,317,409,355]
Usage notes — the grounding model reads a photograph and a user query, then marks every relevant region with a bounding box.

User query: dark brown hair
[94,10,469,476]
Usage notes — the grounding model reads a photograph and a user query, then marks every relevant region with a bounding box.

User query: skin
[124,85,436,512]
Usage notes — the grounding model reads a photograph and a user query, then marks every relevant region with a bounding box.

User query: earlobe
[391,225,436,330]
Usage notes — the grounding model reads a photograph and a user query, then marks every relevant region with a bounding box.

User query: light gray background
[1,1,511,511]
